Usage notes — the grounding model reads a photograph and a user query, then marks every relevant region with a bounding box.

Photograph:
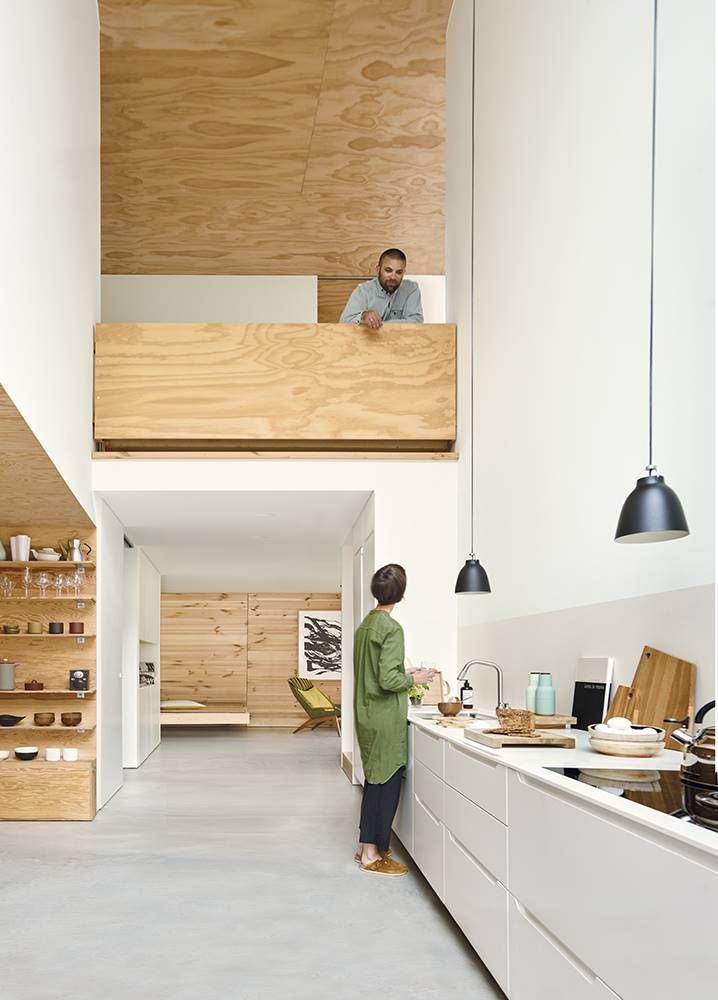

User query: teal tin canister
[525,672,541,711]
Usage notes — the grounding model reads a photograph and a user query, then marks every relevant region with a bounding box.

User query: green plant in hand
[408,682,430,703]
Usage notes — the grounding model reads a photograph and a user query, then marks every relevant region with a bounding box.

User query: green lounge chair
[288,676,341,735]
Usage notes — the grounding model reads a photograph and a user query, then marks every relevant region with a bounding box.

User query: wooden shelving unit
[0,528,97,820]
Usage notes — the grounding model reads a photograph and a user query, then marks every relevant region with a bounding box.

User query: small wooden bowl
[438,701,462,717]
[33,712,55,727]
[60,712,82,727]
[589,737,665,758]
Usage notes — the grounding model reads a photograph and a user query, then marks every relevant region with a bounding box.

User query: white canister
[45,747,61,762]
[10,535,31,561]
[62,748,79,762]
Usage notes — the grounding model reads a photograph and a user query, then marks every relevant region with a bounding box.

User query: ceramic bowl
[589,736,665,758]
[14,746,39,761]
[589,724,666,743]
[33,712,55,727]
[0,714,25,727]
[437,701,463,717]
[0,750,10,760]
[3,625,21,634]
[35,552,61,561]
[60,712,82,727]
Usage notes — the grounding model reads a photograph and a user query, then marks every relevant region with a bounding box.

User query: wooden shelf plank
[0,596,95,603]
[0,689,96,698]
[0,724,96,734]
[0,561,95,569]
[0,633,96,639]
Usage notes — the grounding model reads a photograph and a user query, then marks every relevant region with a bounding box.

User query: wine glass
[21,567,32,598]
[52,573,66,599]
[0,575,13,599]
[74,565,86,597]
[34,571,51,598]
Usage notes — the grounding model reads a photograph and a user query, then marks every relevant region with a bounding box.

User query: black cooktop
[545,767,685,818]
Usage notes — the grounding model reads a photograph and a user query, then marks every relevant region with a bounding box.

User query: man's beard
[379,278,400,294]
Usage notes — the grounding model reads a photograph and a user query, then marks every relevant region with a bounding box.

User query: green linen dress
[354,609,413,784]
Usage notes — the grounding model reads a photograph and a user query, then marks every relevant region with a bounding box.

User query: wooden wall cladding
[94,322,457,448]
[160,591,341,727]
[247,593,341,727]
[99,0,451,275]
[0,387,93,529]
[160,593,248,703]
[317,278,369,323]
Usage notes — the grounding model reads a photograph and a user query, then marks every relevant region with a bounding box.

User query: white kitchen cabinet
[445,828,508,993]
[508,770,718,999]
[413,762,444,898]
[444,783,507,885]
[138,550,160,643]
[392,724,414,853]
[445,741,507,823]
[414,725,444,778]
[508,895,620,1000]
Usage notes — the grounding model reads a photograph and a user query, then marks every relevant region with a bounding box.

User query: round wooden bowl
[33,713,55,727]
[60,712,82,727]
[589,737,665,758]
[438,701,462,717]
[588,724,666,743]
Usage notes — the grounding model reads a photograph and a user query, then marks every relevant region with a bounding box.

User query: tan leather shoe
[360,855,408,877]
[354,850,391,865]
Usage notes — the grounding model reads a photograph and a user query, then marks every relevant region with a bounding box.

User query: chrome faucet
[458,659,508,710]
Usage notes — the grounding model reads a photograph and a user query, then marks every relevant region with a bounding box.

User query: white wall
[96,499,125,808]
[101,275,318,323]
[406,276,446,323]
[448,1,714,711]
[0,1,99,517]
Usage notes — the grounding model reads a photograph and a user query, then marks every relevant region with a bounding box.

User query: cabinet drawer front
[445,741,507,823]
[413,791,444,899]
[509,896,619,1000]
[392,726,413,852]
[444,783,507,885]
[445,830,508,994]
[508,770,718,998]
[414,760,444,823]
[414,726,444,778]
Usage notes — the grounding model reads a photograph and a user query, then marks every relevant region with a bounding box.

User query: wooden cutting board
[465,728,575,749]
[606,685,641,723]
[629,645,696,742]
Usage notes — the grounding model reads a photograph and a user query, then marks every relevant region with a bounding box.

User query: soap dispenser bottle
[460,679,474,709]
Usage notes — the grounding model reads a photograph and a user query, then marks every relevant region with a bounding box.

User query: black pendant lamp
[455,1,491,594]
[615,0,689,545]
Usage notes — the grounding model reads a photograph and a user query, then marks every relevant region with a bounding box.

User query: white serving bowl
[589,723,665,743]
[589,736,665,758]
[0,750,10,760]
[35,552,61,561]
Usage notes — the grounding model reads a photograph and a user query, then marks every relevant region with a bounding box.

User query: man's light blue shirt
[339,277,424,324]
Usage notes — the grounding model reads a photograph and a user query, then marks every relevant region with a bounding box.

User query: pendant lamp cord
[647,0,658,472]
[469,0,476,553]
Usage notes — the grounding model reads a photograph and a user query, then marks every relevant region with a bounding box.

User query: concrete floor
[0,730,504,1000]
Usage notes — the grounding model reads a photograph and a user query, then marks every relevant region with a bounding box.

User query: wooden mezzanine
[94,323,456,456]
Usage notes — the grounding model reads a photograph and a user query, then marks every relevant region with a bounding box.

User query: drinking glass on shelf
[0,575,13,599]
[34,571,51,598]
[52,573,66,598]
[21,567,32,598]
[75,565,86,596]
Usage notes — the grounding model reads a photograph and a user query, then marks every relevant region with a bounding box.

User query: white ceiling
[102,490,371,593]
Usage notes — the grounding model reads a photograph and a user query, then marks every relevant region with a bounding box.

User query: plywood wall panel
[99,0,451,275]
[317,279,368,323]
[247,592,341,727]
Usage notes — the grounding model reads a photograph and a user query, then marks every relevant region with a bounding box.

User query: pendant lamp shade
[615,472,689,543]
[455,557,491,594]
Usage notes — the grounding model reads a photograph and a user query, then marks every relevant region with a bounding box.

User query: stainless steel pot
[671,701,717,830]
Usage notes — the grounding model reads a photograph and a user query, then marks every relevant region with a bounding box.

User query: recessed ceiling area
[100,490,371,592]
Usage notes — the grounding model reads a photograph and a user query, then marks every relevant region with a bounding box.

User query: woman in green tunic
[354,564,435,876]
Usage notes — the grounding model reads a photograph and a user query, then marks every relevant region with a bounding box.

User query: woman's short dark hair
[371,564,407,605]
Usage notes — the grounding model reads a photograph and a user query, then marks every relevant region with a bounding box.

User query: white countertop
[409,710,718,861]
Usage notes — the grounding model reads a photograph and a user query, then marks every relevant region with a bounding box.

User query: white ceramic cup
[10,535,31,561]
[45,747,61,762]
[62,748,79,762]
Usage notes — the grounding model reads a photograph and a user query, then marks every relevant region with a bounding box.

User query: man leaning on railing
[339,248,424,330]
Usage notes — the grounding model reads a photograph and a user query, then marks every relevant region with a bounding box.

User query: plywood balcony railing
[94,323,456,455]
